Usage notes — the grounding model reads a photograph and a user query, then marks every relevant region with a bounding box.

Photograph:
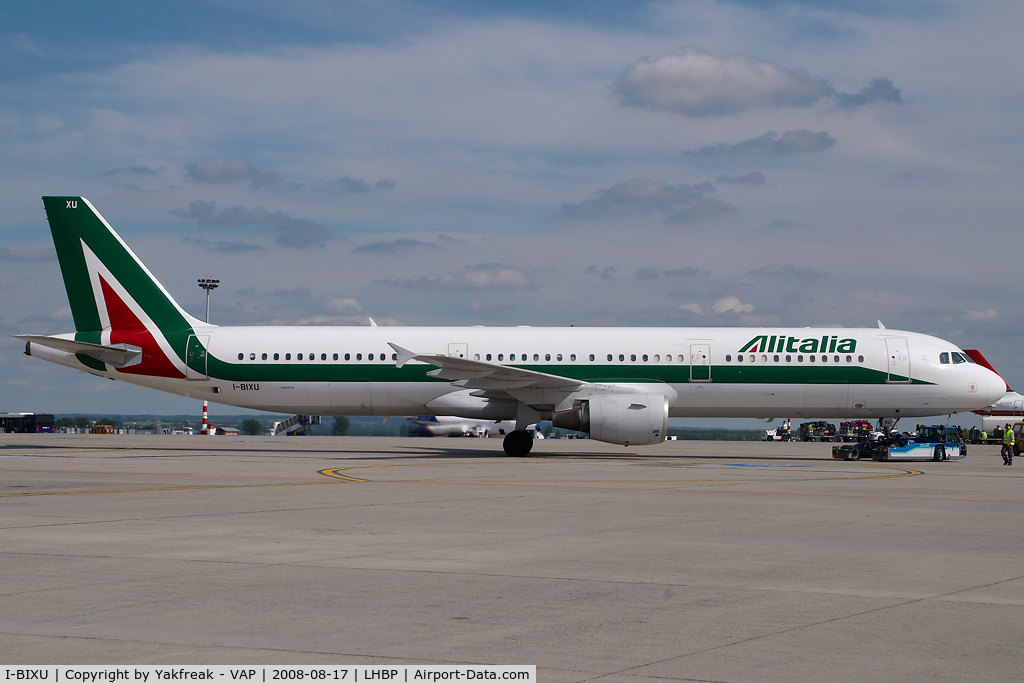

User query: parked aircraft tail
[27,197,201,377]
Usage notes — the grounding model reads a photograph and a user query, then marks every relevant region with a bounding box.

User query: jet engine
[552,393,669,446]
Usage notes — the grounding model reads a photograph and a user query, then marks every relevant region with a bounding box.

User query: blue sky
[1,0,1022,423]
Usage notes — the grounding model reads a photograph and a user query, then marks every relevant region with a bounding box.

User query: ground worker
[982,430,988,443]
[1001,424,1014,466]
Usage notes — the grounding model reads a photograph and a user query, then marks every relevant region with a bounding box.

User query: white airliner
[16,197,1005,456]
[964,349,1024,431]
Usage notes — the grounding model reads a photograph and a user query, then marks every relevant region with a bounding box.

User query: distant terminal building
[0,413,55,433]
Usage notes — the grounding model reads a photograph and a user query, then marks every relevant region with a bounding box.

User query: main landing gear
[503,430,534,457]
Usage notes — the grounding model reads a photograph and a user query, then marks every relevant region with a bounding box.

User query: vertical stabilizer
[41,196,203,376]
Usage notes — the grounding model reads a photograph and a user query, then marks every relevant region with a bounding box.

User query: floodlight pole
[197,278,220,435]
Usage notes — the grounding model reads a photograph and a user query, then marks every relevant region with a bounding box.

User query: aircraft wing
[389,342,585,391]
[14,335,142,369]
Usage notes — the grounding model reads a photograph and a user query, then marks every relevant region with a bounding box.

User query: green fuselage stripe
[201,357,932,385]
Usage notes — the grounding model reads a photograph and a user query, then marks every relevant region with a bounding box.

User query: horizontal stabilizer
[15,335,142,369]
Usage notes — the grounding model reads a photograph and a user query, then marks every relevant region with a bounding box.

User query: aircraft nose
[974,366,1006,407]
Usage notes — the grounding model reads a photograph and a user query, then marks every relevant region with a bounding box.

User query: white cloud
[963,309,998,322]
[324,298,363,315]
[615,50,832,116]
[379,264,535,290]
[680,303,704,315]
[712,296,755,314]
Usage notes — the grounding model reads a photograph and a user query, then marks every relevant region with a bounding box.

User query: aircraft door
[690,344,711,382]
[185,335,210,380]
[448,343,468,359]
[885,337,911,383]
[1014,399,1023,416]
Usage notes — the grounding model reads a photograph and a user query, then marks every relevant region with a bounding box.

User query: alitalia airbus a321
[16,197,1005,456]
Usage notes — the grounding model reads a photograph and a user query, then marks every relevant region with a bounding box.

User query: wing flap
[389,342,585,391]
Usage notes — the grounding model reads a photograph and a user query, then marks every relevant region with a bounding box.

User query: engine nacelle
[553,393,668,446]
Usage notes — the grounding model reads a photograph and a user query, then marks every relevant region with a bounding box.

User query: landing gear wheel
[503,430,534,457]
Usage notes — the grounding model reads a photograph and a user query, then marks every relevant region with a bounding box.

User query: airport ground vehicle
[799,421,838,442]
[833,425,965,461]
[839,420,873,442]
[761,427,791,441]
[0,413,55,433]
[761,419,792,441]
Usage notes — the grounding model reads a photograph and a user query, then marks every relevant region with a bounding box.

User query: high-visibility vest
[1004,429,1015,446]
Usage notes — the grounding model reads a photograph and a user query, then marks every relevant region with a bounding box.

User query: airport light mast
[197,278,219,324]
[197,277,219,435]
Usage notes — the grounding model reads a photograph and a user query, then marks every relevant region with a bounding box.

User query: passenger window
[368,353,373,361]
[498,354,504,361]
[761,355,767,363]
[298,353,304,360]
[797,355,803,362]
[809,355,815,362]
[846,355,851,362]
[834,355,839,363]
[285,353,291,360]
[333,353,338,360]
[619,354,625,362]
[726,355,732,362]
[486,354,492,361]
[534,354,540,361]
[274,353,280,361]
[678,355,684,362]
[858,355,864,362]
[546,354,551,361]
[773,355,779,362]
[654,354,660,362]
[589,354,595,361]
[309,353,315,361]
[607,354,613,362]
[630,354,636,362]
[474,354,480,361]
[392,354,397,360]
[249,353,256,360]
[237,353,243,360]
[262,353,267,360]
[749,354,755,362]
[356,353,361,360]
[556,354,562,361]
[821,355,826,363]
[786,355,792,362]
[345,353,350,360]
[321,353,327,361]
[737,354,743,362]
[643,354,649,362]
[570,354,576,361]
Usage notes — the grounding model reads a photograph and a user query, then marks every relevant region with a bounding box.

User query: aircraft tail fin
[42,196,204,337]
[962,349,1012,391]
[40,197,202,377]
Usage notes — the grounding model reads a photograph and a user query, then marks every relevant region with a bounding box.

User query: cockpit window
[939,352,950,364]
[952,352,967,364]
